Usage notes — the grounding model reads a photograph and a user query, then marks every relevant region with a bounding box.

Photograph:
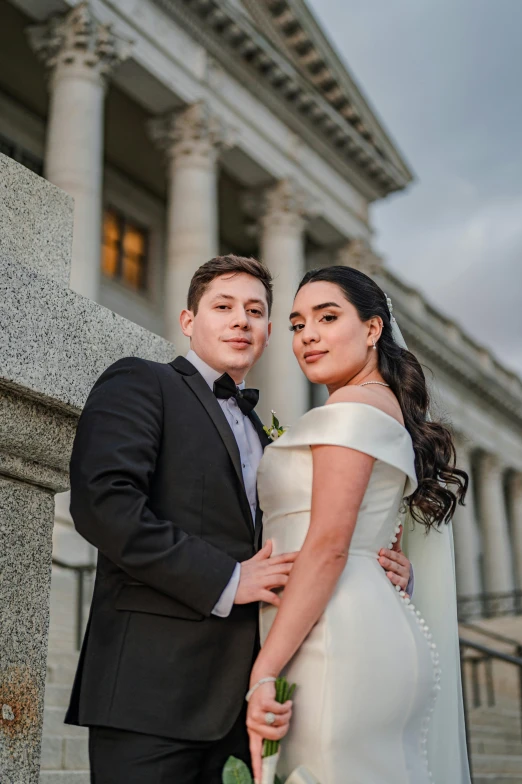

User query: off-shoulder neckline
[322,401,407,432]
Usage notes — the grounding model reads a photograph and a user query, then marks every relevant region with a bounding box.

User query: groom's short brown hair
[188,255,273,316]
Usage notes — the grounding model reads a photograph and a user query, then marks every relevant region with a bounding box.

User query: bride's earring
[372,339,377,350]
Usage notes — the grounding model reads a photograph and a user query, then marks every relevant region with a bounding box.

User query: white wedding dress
[257,402,441,784]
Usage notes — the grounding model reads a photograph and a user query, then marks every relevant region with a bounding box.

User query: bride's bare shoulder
[326,385,404,425]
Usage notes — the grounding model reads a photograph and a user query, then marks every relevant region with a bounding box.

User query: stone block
[0,478,55,783]
[40,736,63,770]
[44,684,74,709]
[0,153,73,287]
[39,773,90,784]
[0,254,175,415]
[42,707,86,739]
[63,737,89,770]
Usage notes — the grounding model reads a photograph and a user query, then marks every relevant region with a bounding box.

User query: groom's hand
[378,526,411,593]
[235,540,299,607]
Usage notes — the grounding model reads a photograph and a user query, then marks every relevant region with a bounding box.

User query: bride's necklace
[357,381,390,388]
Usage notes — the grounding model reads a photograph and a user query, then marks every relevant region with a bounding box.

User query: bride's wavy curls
[297,266,468,529]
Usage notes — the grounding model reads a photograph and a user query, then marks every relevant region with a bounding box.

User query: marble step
[471,753,522,776]
[474,777,522,783]
[39,773,90,784]
[45,683,74,709]
[471,736,522,756]
[41,735,89,771]
[43,706,87,738]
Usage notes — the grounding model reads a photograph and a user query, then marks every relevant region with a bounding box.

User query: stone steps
[468,701,522,782]
[41,735,89,771]
[40,651,522,783]
[474,777,522,783]
[471,753,522,775]
[41,650,90,783]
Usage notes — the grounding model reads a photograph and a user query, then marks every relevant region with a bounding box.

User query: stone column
[257,178,311,426]
[28,2,131,300]
[337,237,384,280]
[476,453,515,593]
[149,102,232,349]
[507,472,522,589]
[452,437,482,597]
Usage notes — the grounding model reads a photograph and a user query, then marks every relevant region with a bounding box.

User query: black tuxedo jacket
[65,355,270,741]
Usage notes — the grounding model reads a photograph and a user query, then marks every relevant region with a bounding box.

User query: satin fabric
[257,403,439,784]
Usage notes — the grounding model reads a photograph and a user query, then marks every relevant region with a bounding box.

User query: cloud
[307,0,522,374]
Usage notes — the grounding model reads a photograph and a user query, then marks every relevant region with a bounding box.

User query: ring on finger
[265,711,276,726]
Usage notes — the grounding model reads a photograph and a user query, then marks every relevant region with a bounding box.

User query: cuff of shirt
[211,562,241,618]
[406,563,414,598]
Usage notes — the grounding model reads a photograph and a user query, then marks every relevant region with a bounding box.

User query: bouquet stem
[263,676,293,759]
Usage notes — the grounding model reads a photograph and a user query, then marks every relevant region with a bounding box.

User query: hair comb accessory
[385,294,396,323]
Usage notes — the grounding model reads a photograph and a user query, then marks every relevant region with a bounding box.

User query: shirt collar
[185,349,246,391]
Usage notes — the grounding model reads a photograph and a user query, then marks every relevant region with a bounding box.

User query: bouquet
[222,676,295,784]
[260,677,296,783]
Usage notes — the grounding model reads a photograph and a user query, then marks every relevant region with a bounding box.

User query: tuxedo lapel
[248,410,272,450]
[170,357,254,539]
[248,410,269,551]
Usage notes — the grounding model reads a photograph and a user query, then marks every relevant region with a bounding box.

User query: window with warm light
[102,208,149,292]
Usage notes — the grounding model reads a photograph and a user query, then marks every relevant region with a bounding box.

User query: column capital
[478,451,506,479]
[453,431,473,454]
[148,102,234,167]
[244,178,314,234]
[337,238,383,278]
[27,1,132,85]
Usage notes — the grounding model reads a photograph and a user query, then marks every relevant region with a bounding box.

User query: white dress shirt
[185,350,263,617]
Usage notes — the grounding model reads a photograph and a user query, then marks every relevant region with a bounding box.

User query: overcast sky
[307,0,522,376]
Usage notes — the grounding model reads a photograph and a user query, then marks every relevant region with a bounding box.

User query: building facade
[1,0,522,658]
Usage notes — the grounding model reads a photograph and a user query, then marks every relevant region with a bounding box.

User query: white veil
[388,300,472,784]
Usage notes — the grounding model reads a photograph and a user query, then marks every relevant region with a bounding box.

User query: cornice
[151,0,411,200]
[382,269,522,429]
[244,0,413,182]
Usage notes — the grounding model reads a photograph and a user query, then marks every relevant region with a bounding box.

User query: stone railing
[0,153,175,783]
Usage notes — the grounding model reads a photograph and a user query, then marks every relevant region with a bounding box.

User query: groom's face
[180,272,271,382]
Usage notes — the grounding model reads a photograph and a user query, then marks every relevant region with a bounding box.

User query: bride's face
[290,280,381,389]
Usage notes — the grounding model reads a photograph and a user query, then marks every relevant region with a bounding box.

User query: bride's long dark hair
[297,265,468,529]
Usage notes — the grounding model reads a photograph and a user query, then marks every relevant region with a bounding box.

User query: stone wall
[0,153,175,783]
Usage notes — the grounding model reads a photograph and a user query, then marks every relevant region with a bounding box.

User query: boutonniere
[263,410,287,441]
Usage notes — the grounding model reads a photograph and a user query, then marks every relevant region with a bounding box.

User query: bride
[246,266,471,784]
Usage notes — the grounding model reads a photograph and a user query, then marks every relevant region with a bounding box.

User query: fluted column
[452,437,482,597]
[149,102,232,349]
[257,178,311,425]
[508,472,522,589]
[28,2,131,299]
[476,453,515,593]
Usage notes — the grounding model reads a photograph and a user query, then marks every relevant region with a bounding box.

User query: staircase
[40,554,93,784]
[39,653,522,784]
[461,618,522,783]
[469,703,522,783]
[39,561,522,783]
[40,650,90,783]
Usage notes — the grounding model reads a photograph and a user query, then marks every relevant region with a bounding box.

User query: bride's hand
[246,681,293,783]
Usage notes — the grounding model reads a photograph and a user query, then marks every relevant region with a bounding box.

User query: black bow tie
[213,373,259,416]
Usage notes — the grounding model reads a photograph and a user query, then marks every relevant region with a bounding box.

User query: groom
[65,254,413,783]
